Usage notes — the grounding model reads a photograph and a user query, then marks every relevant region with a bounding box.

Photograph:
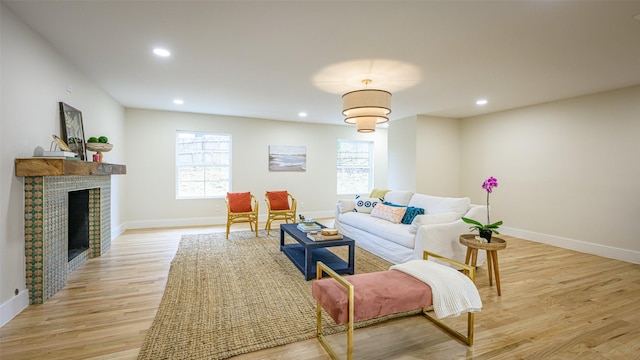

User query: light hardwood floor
[1,221,639,359]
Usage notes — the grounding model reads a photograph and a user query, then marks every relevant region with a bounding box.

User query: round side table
[459,234,507,295]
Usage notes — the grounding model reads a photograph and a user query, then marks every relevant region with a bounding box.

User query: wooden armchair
[225,192,259,239]
[264,191,297,235]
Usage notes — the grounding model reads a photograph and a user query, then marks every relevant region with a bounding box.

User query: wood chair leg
[265,218,272,235]
[254,219,259,237]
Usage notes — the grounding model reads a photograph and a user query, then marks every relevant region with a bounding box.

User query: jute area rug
[137,230,416,360]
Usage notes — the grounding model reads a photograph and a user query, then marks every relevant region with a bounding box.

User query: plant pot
[479,229,492,243]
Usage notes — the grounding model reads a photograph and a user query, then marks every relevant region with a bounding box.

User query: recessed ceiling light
[153,48,171,57]
[173,99,184,105]
[476,99,488,106]
[298,112,307,117]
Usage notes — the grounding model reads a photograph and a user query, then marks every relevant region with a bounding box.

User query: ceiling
[4,1,640,126]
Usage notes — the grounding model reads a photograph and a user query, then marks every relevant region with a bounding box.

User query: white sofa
[335,191,487,267]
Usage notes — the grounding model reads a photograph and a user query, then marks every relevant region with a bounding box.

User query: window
[337,140,373,194]
[176,131,231,199]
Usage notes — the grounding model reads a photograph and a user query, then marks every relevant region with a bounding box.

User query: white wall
[123,108,388,228]
[388,116,417,191]
[0,4,126,325]
[387,115,461,197]
[460,86,640,262]
[415,115,461,196]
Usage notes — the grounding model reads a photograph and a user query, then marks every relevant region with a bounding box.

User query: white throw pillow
[370,203,407,224]
[337,199,355,213]
[383,191,414,206]
[409,212,459,233]
[354,195,382,214]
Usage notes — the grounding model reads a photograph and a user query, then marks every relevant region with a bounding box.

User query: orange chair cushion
[228,192,252,212]
[267,191,290,210]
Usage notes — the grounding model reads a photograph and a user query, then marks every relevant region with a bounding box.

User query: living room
[1,1,640,359]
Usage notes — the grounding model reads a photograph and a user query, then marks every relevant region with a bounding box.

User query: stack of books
[296,222,321,233]
[307,232,343,241]
[38,151,79,160]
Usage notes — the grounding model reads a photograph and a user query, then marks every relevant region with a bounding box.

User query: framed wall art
[268,145,306,171]
[59,102,87,160]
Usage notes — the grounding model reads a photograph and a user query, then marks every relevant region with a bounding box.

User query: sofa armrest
[461,205,488,225]
[335,199,356,218]
[413,206,488,267]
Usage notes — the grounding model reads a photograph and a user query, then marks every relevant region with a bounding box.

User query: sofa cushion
[339,212,415,248]
[383,191,414,206]
[408,194,470,218]
[370,203,407,224]
[312,270,432,325]
[354,195,382,213]
[409,212,459,233]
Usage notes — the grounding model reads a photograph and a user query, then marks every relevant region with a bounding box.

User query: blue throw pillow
[383,202,424,224]
[402,206,425,224]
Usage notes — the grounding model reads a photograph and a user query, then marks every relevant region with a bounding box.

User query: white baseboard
[122,211,336,231]
[124,217,226,230]
[297,211,335,221]
[0,289,29,328]
[112,223,126,239]
[501,226,640,264]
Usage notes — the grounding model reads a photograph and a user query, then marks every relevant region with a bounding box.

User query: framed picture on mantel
[59,102,87,160]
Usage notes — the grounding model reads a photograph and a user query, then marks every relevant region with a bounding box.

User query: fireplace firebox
[68,189,90,261]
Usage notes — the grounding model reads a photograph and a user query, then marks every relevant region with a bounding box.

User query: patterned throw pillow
[354,195,382,214]
[370,203,407,224]
[383,202,425,224]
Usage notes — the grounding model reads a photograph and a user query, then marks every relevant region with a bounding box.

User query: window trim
[336,139,374,195]
[175,130,232,199]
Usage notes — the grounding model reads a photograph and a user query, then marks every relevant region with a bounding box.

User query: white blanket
[390,260,482,319]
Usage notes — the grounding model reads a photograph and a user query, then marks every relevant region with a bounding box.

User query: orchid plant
[462,176,503,235]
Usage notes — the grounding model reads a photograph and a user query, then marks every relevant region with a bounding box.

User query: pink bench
[311,251,477,360]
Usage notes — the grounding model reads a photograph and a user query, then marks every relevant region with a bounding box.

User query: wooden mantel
[15,158,126,177]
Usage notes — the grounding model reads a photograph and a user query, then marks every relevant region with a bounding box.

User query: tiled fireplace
[24,175,111,304]
[16,158,126,305]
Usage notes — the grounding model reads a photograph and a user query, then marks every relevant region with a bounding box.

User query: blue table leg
[305,247,313,280]
[348,243,355,275]
[280,227,285,250]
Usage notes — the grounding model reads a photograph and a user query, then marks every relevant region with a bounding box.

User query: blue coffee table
[280,223,355,280]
